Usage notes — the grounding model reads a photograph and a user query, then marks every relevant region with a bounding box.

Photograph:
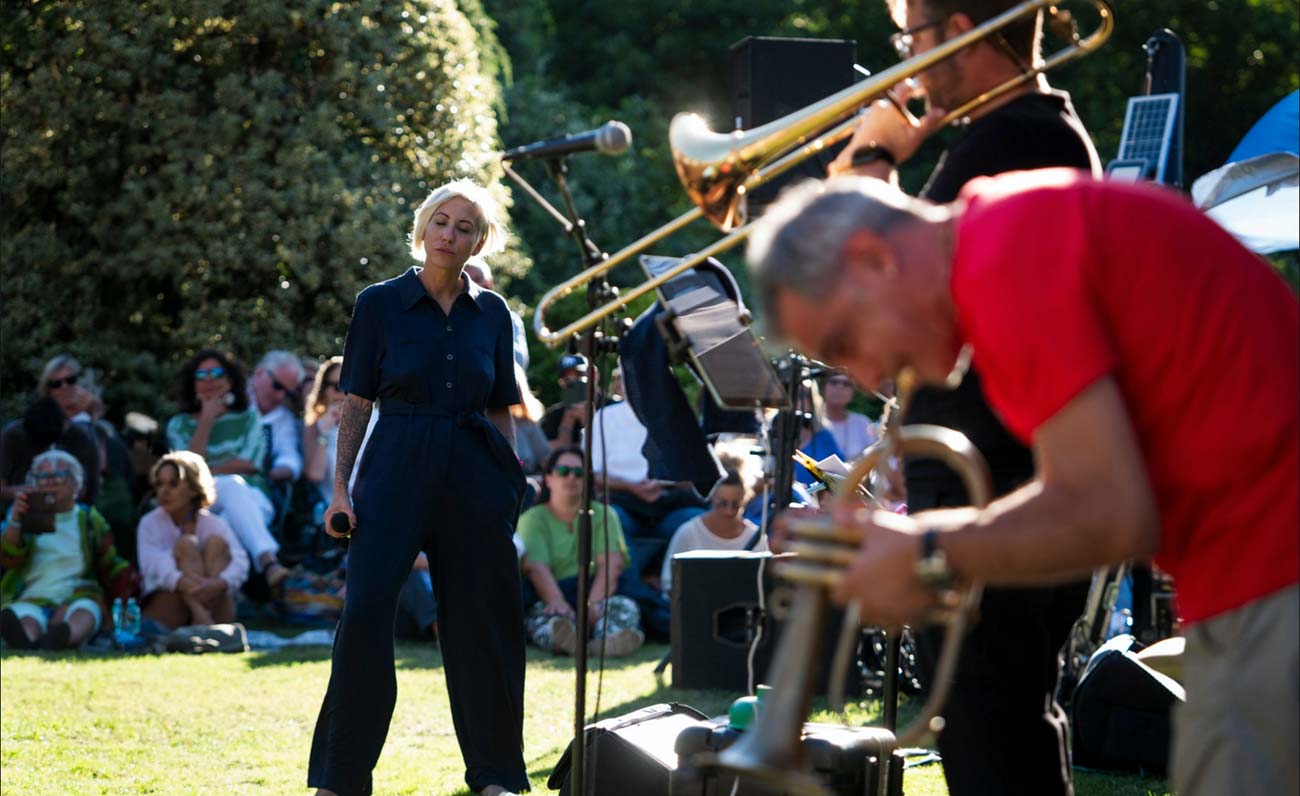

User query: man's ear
[946,11,975,37]
[841,229,897,283]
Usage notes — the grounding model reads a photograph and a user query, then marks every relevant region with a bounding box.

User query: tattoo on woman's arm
[334,396,373,492]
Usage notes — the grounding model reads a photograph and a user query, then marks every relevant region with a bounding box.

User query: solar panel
[1113,93,1180,183]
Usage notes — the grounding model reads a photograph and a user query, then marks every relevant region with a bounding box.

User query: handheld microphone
[329,512,353,536]
[502,121,632,161]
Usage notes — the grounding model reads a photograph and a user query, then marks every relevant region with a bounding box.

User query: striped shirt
[166,410,269,495]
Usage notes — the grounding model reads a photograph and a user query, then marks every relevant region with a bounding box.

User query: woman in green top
[517,447,643,657]
[165,350,287,588]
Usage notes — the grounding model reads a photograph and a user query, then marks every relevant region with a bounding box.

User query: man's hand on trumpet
[827,84,946,179]
[821,504,941,629]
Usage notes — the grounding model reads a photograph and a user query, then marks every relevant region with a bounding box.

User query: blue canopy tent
[1191,91,1299,254]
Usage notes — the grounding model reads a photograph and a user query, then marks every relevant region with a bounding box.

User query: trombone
[531,0,1113,346]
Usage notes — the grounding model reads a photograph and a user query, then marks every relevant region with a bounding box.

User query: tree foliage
[486,0,1297,404]
[1,0,519,421]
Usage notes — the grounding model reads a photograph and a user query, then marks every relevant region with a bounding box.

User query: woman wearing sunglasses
[517,447,643,658]
[659,467,767,596]
[309,179,529,796]
[164,349,288,590]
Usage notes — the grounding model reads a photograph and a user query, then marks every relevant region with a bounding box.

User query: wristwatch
[915,528,955,590]
[850,143,897,169]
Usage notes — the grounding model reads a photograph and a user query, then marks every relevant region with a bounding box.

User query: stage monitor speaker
[670,550,864,696]
[1071,634,1185,776]
[730,36,858,211]
[548,703,713,796]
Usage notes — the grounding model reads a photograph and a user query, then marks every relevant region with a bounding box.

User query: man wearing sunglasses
[826,2,1100,795]
[248,350,306,485]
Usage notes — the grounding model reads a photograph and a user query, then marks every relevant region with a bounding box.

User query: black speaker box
[1071,634,1185,775]
[670,551,864,696]
[730,36,859,210]
[673,722,904,796]
[548,703,714,796]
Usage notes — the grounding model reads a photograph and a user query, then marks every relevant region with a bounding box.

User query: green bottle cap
[728,695,759,730]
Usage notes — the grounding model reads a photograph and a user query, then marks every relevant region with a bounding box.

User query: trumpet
[531,0,1114,346]
[690,369,993,793]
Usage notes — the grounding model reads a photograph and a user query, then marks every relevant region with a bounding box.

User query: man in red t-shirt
[748,168,1299,796]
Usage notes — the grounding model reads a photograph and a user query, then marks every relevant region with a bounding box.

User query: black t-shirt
[540,393,612,444]
[541,402,581,444]
[904,91,1099,504]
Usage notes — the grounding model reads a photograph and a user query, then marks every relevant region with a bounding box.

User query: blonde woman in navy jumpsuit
[309,179,529,796]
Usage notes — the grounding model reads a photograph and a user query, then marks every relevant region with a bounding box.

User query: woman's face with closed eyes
[424,196,485,273]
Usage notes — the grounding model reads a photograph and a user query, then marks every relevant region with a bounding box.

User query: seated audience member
[464,257,530,370]
[39,354,95,424]
[822,370,877,459]
[588,399,706,543]
[165,349,288,588]
[137,452,248,628]
[511,362,550,477]
[661,468,767,595]
[0,450,135,650]
[303,356,344,507]
[396,552,438,643]
[541,354,598,445]
[793,385,844,487]
[588,397,706,637]
[297,355,321,413]
[0,397,100,507]
[70,368,139,560]
[518,447,643,657]
[248,350,306,486]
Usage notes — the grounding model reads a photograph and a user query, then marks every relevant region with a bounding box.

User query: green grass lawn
[1,641,1171,795]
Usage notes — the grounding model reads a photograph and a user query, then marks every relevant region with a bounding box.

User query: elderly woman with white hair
[308,179,530,796]
[0,449,135,650]
[136,452,248,629]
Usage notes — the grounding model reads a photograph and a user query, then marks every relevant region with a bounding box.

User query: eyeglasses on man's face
[194,367,226,381]
[33,469,73,486]
[889,18,945,60]
[551,465,584,478]
[713,498,743,510]
[47,374,79,390]
[269,375,292,394]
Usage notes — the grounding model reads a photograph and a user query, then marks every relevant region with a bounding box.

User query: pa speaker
[670,550,864,696]
[730,36,858,211]
[1071,634,1185,775]
[547,703,713,796]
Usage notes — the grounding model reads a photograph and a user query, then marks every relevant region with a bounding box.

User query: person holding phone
[1,450,135,650]
[309,178,529,796]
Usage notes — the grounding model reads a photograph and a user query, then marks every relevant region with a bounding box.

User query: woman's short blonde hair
[151,451,217,510]
[409,178,508,261]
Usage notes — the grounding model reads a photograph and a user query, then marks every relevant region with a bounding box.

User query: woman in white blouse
[137,452,248,628]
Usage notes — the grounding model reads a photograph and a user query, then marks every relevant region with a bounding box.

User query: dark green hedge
[1,0,522,423]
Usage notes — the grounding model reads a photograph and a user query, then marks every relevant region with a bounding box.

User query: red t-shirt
[951,168,1299,624]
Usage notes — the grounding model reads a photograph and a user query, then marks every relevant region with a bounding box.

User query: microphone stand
[508,156,618,796]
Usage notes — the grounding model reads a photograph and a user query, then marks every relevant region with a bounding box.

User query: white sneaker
[549,616,578,656]
[596,627,644,658]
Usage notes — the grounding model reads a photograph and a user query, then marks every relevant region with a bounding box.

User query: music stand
[639,254,789,412]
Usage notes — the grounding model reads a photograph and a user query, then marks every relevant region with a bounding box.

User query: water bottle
[111,597,124,631]
[124,597,141,636]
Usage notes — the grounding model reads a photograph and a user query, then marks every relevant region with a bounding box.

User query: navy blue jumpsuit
[308,266,529,795]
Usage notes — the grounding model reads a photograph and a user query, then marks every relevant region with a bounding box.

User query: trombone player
[829,2,1099,794]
